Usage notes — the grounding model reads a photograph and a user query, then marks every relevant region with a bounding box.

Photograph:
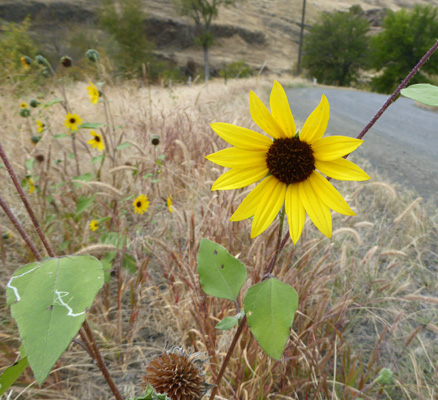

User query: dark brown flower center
[70,118,76,123]
[95,136,101,142]
[136,201,142,207]
[266,137,315,184]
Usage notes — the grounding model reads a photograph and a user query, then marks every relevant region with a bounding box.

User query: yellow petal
[299,94,330,144]
[270,81,296,138]
[249,90,285,139]
[312,136,364,161]
[315,158,370,181]
[251,179,287,237]
[210,122,272,150]
[308,172,355,215]
[230,176,276,221]
[285,184,305,244]
[206,147,267,168]
[212,165,268,190]
[299,179,332,238]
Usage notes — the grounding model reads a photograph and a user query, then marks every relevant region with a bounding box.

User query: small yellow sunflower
[28,178,35,194]
[89,220,98,231]
[87,82,100,105]
[166,195,174,213]
[64,113,83,132]
[133,194,150,215]
[37,120,45,133]
[20,102,28,109]
[20,56,31,71]
[207,81,370,244]
[87,131,105,151]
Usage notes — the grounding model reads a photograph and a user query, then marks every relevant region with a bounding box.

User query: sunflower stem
[356,39,438,142]
[71,133,81,176]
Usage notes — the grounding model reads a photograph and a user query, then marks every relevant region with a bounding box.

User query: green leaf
[0,357,29,395]
[216,316,238,330]
[91,155,104,164]
[25,158,35,171]
[6,255,104,385]
[59,240,70,251]
[123,254,137,273]
[42,98,62,109]
[53,133,69,139]
[68,152,75,160]
[116,142,132,151]
[73,173,94,182]
[401,84,438,106]
[197,238,247,301]
[76,194,96,214]
[128,384,172,400]
[78,122,105,129]
[101,232,126,249]
[243,278,298,360]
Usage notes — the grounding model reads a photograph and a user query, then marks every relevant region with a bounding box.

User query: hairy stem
[82,320,123,400]
[0,141,55,258]
[356,39,438,141]
[0,194,42,260]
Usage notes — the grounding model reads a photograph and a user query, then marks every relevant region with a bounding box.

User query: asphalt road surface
[285,87,438,203]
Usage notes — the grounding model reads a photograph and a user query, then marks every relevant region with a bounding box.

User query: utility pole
[296,0,306,76]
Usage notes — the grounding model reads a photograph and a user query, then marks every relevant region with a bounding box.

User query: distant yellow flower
[88,131,105,151]
[20,102,28,109]
[64,113,83,132]
[89,220,98,231]
[207,81,370,244]
[87,82,100,105]
[37,120,45,133]
[28,178,35,194]
[21,56,31,71]
[133,194,150,215]
[166,195,173,213]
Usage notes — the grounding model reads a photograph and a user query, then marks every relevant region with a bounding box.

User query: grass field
[1,76,438,399]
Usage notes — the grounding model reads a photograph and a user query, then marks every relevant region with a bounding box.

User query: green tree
[172,0,241,82]
[99,0,154,78]
[302,7,370,86]
[370,5,438,93]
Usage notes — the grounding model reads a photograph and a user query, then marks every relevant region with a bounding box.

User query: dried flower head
[143,347,212,400]
[151,135,160,146]
[60,56,72,67]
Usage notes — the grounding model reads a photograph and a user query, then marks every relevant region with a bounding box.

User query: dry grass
[1,76,438,399]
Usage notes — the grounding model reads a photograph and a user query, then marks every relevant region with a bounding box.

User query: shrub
[302,6,370,87]
[370,5,438,93]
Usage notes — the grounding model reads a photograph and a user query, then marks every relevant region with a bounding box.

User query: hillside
[0,0,436,74]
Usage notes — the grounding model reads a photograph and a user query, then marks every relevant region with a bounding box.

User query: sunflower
[64,113,83,132]
[206,81,370,244]
[37,120,45,133]
[89,220,98,231]
[166,195,174,213]
[20,102,28,109]
[87,82,100,105]
[20,56,31,71]
[133,194,150,215]
[87,131,105,151]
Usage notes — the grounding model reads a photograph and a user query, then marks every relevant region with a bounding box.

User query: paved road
[285,87,438,202]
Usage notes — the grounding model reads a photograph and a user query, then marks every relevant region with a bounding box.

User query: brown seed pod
[143,347,212,400]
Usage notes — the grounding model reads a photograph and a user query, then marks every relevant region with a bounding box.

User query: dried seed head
[143,347,212,400]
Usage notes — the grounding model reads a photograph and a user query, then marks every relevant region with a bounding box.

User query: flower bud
[377,368,393,386]
[86,49,99,62]
[151,135,160,146]
[30,99,39,108]
[60,56,72,67]
[31,136,41,144]
[20,108,30,118]
[35,55,49,67]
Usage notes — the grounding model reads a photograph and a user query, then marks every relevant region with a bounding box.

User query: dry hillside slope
[0,0,436,73]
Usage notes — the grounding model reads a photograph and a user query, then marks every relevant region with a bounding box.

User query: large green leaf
[401,84,438,106]
[76,194,96,214]
[6,255,104,385]
[244,278,298,360]
[0,357,29,395]
[197,238,246,301]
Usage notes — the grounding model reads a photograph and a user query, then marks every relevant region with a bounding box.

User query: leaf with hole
[6,255,104,385]
[244,278,298,360]
[197,238,246,301]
